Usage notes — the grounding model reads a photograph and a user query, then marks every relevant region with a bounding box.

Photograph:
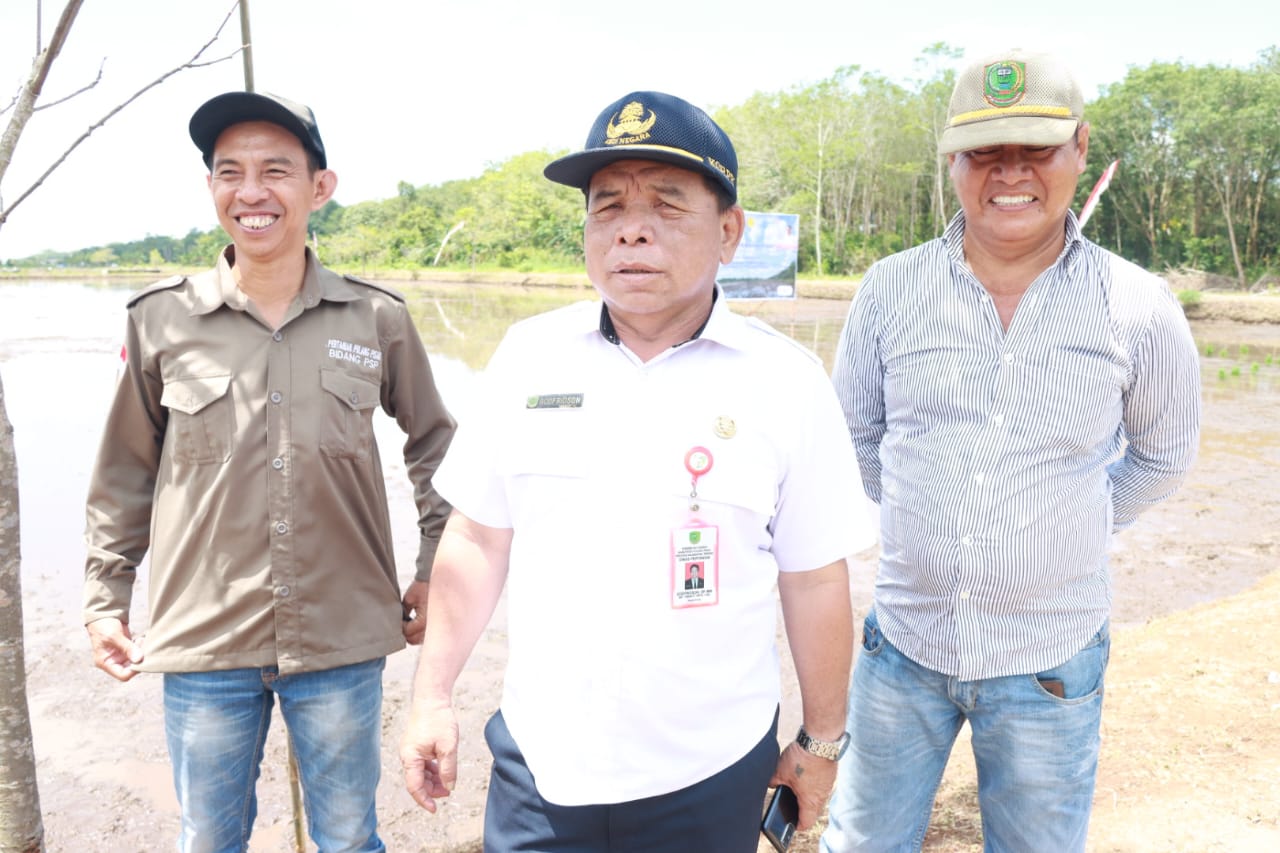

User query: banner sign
[718,211,799,300]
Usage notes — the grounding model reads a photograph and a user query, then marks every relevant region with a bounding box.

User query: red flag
[1078,159,1119,229]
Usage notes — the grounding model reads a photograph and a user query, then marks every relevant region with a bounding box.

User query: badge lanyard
[671,446,719,609]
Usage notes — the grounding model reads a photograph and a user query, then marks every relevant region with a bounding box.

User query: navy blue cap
[189,91,327,170]
[544,91,737,202]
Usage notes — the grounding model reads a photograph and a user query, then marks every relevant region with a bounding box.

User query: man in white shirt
[400,90,876,852]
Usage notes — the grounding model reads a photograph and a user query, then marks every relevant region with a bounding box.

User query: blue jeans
[821,610,1109,853]
[162,658,386,853]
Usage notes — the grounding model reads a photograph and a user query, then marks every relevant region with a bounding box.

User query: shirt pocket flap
[161,374,231,415]
[320,368,381,411]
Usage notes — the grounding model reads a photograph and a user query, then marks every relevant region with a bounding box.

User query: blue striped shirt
[833,211,1201,680]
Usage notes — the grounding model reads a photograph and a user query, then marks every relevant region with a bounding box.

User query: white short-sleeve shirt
[435,294,875,805]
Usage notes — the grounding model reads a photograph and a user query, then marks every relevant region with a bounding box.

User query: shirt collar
[193,246,352,315]
[598,286,720,347]
[943,209,1086,274]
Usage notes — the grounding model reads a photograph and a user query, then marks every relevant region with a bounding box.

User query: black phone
[761,784,799,852]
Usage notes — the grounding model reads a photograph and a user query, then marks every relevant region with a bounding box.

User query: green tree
[1178,61,1280,285]
[1087,62,1192,268]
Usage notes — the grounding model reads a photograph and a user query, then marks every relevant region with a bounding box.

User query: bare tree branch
[33,57,106,112]
[0,1,244,231]
[0,0,86,186]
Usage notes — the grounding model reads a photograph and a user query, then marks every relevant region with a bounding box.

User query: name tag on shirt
[526,393,584,409]
[671,523,719,609]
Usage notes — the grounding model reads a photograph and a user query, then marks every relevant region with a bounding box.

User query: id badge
[671,522,718,608]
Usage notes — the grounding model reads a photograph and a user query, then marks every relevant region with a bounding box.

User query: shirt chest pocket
[319,368,381,460]
[1034,355,1124,450]
[161,374,233,465]
[681,450,779,523]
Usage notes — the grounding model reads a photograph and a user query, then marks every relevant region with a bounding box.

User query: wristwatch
[795,725,851,761]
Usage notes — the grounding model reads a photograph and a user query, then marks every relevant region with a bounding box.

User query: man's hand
[399,703,459,813]
[769,741,839,831]
[402,579,429,645]
[86,617,143,681]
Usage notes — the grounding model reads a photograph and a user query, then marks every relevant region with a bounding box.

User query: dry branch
[0,1,244,231]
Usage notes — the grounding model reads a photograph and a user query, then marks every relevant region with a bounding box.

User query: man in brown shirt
[83,91,454,852]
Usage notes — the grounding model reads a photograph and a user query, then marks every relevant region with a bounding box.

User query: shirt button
[349,392,359,404]
[274,521,288,535]
[270,391,283,404]
[960,535,973,547]
[973,472,984,485]
[1003,352,1015,365]
[272,457,284,470]
[273,331,284,342]
[992,413,1005,427]
[277,585,291,598]
[959,590,972,600]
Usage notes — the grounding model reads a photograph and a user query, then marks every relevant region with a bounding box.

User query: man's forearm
[778,559,854,738]
[410,512,512,705]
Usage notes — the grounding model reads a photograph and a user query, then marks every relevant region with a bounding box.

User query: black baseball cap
[189,91,327,170]
[544,91,738,202]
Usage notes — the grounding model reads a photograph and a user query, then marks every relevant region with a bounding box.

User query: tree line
[9,45,1279,288]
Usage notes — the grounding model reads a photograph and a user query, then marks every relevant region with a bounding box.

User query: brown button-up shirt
[84,248,454,674]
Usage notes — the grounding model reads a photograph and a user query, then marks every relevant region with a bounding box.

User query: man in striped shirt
[821,49,1201,852]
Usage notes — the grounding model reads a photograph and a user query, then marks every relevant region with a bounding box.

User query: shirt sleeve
[831,273,887,503]
[429,330,518,530]
[381,301,457,581]
[83,311,165,623]
[1109,284,1202,529]
[771,362,880,572]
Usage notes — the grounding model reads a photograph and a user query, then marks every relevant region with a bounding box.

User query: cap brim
[544,145,711,191]
[189,92,324,168]
[939,116,1078,155]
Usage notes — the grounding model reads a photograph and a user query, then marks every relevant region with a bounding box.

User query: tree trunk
[1211,174,1247,288]
[0,375,44,853]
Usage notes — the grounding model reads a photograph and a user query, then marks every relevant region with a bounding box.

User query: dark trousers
[483,708,780,853]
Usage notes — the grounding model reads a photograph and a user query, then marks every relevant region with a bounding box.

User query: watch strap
[795,725,850,761]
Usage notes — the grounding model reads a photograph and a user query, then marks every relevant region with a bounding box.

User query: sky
[0,0,1274,260]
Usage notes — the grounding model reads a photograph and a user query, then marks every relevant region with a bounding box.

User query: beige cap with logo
[939,49,1084,155]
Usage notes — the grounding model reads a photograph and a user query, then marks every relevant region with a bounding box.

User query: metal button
[273,331,284,342]
[272,457,284,470]
[270,391,283,404]
[274,521,288,535]
[349,392,359,404]
[277,585,291,598]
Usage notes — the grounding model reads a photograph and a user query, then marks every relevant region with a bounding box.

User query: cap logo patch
[983,61,1026,108]
[605,101,657,146]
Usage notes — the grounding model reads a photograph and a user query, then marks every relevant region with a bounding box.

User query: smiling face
[948,123,1089,259]
[206,120,336,268]
[584,160,743,345]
